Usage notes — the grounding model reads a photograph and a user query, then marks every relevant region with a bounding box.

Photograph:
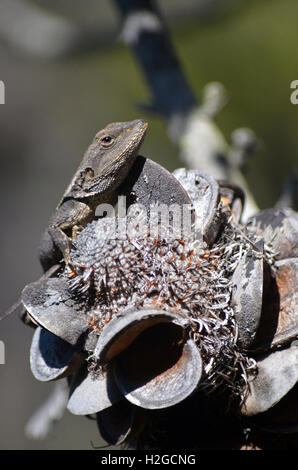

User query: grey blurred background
[0,0,297,449]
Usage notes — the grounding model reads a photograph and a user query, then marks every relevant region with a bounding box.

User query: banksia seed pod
[21,157,298,449]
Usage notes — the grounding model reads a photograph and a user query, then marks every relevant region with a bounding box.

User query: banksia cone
[22,157,298,449]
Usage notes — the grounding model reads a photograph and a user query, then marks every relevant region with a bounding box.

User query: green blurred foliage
[175,0,298,208]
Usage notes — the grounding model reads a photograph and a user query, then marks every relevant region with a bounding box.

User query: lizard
[39,119,148,272]
[1,119,148,322]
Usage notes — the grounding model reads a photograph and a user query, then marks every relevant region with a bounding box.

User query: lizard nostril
[85,168,94,178]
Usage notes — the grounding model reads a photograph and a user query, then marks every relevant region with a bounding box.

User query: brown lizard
[39,119,148,271]
[1,119,148,322]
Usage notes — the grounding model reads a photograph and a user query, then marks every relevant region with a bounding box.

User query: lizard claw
[66,261,87,277]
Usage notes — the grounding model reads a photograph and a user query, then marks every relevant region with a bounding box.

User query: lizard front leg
[39,199,94,271]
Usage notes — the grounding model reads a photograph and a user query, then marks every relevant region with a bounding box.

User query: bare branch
[113,0,259,220]
[0,0,234,59]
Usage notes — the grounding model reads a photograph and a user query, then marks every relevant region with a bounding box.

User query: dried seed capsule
[246,207,298,260]
[30,327,84,381]
[93,307,202,409]
[241,345,298,416]
[22,278,89,346]
[67,363,122,415]
[173,168,223,244]
[231,243,264,349]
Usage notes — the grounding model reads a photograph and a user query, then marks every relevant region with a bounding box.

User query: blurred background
[0,0,297,449]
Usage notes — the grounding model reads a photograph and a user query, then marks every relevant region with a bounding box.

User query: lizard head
[65,119,148,199]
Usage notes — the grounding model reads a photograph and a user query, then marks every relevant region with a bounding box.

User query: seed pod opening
[94,308,202,409]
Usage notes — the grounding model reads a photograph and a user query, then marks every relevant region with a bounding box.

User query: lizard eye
[100,135,114,147]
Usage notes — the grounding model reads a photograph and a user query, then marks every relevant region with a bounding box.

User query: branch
[0,0,234,59]
[112,0,259,220]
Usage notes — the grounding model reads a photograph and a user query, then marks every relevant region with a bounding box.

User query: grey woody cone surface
[231,244,264,349]
[21,156,298,448]
[93,307,202,409]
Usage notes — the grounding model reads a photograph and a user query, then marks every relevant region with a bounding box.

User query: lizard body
[39,119,148,271]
